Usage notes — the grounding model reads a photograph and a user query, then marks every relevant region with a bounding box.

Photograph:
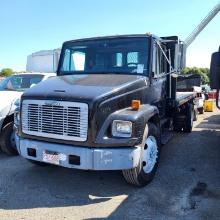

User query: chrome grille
[22,100,88,141]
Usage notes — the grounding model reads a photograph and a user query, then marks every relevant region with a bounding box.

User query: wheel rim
[142,135,158,173]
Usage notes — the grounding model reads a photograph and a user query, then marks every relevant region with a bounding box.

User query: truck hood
[22,74,148,103]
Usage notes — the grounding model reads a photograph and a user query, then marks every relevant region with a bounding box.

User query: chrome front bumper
[16,136,141,170]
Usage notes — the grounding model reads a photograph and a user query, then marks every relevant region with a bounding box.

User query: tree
[181,67,210,85]
[0,68,13,77]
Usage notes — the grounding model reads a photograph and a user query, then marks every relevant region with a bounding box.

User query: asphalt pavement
[0,109,219,220]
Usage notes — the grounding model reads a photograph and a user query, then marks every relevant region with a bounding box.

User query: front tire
[0,122,18,156]
[122,123,161,186]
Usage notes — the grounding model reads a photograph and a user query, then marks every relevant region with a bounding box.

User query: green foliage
[0,68,13,77]
[181,67,210,85]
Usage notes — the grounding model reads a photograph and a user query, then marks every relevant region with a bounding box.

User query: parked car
[0,72,55,155]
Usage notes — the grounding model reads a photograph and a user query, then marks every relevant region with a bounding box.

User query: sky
[0,0,220,71]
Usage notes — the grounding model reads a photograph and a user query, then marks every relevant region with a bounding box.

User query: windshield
[59,37,150,76]
[0,74,44,91]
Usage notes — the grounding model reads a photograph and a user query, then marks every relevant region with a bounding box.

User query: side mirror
[210,50,220,90]
[210,48,220,109]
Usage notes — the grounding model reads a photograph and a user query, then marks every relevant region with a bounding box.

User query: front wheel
[122,123,161,186]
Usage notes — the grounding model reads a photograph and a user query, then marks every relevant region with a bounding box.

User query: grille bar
[22,100,88,141]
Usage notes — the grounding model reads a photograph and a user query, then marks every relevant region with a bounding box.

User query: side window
[154,43,166,76]
[160,45,166,73]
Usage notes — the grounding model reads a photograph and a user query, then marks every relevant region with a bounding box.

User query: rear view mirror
[210,47,220,109]
[210,48,220,90]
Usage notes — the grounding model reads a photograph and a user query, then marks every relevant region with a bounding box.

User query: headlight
[112,120,132,137]
[14,99,21,126]
[14,111,20,126]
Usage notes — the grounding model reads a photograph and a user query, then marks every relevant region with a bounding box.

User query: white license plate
[43,151,60,165]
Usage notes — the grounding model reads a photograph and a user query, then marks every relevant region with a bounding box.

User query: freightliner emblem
[44,101,61,106]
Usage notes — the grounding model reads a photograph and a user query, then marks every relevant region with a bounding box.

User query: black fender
[95,104,159,146]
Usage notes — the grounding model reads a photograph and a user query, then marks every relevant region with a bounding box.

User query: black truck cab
[15,34,196,186]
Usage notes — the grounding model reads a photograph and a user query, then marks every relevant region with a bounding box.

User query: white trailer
[26,49,61,73]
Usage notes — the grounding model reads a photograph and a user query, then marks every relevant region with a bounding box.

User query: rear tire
[174,104,194,133]
[122,123,161,187]
[183,104,194,133]
[0,122,18,156]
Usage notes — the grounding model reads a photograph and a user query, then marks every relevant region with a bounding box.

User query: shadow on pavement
[87,113,220,219]
[195,114,220,130]
[0,113,219,220]
[0,163,137,210]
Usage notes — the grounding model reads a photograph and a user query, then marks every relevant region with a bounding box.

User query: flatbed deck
[176,92,196,106]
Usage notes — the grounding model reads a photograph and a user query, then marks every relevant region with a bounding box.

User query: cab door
[150,41,167,118]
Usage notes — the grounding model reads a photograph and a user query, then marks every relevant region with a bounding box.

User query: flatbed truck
[14,2,220,186]
[14,34,197,186]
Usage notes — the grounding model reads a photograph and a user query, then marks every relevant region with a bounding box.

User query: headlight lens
[14,111,20,126]
[14,99,21,126]
[112,120,132,137]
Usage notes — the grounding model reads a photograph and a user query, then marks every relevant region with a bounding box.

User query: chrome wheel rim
[143,135,158,174]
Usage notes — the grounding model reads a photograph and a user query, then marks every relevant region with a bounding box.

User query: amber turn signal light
[131,100,141,110]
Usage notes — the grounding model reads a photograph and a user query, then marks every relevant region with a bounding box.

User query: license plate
[43,151,60,165]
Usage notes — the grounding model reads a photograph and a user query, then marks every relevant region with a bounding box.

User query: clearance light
[131,100,141,110]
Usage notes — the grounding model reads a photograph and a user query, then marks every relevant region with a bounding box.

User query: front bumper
[16,136,141,170]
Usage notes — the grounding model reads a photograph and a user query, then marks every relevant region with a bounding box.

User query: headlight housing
[14,99,21,126]
[112,120,132,137]
[14,111,20,126]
